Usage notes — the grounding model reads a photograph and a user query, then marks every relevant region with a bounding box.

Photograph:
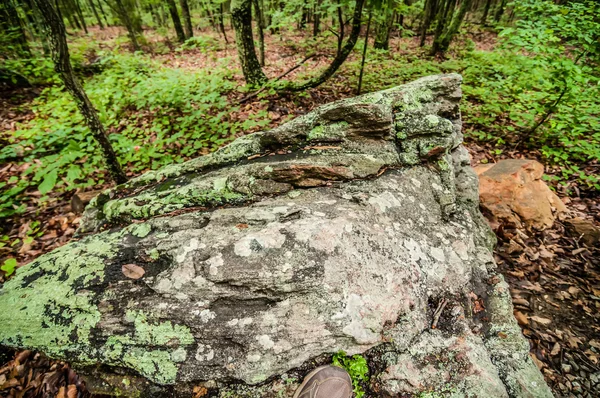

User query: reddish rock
[475,159,566,230]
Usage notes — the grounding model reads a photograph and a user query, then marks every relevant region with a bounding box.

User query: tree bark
[493,0,506,22]
[166,0,185,42]
[336,0,344,54]
[433,0,471,55]
[231,0,268,85]
[87,0,104,28]
[31,0,128,184]
[1,0,31,55]
[480,0,491,25]
[73,0,88,33]
[357,10,372,94]
[96,0,109,26]
[179,0,193,38]
[252,0,265,66]
[374,0,393,50]
[430,0,455,55]
[419,0,437,47]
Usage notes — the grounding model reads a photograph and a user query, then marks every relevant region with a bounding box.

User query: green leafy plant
[332,351,369,398]
[1,258,17,277]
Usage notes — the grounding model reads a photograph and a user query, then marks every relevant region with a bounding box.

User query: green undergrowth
[332,351,369,398]
[0,51,270,218]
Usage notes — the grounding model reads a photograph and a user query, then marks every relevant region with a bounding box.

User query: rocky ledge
[0,75,552,397]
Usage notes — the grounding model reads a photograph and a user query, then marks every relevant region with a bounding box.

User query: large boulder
[0,75,552,397]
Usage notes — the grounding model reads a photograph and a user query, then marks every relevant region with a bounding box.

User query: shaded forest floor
[1,26,599,397]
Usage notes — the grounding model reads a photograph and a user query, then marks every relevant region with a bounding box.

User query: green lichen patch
[0,234,119,359]
[101,310,194,384]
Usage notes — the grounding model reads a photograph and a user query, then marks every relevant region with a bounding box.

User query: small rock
[562,364,572,373]
[564,217,600,246]
[475,159,567,230]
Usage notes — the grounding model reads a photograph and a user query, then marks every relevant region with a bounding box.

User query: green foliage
[178,36,222,52]
[1,258,17,277]
[0,52,270,218]
[332,351,369,398]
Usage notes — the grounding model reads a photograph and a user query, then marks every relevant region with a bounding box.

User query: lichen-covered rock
[0,75,552,397]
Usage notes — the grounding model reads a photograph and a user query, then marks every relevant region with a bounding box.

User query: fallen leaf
[122,264,145,279]
[514,311,528,326]
[530,316,552,326]
[550,342,561,356]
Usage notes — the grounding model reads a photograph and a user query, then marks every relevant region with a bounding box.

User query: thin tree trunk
[419,0,436,47]
[279,0,365,91]
[166,0,185,42]
[87,0,103,28]
[493,0,505,22]
[357,10,372,94]
[336,0,344,54]
[430,0,454,55]
[96,0,109,26]
[218,2,228,42]
[231,0,268,85]
[1,0,31,55]
[435,0,472,54]
[179,0,193,38]
[252,0,265,66]
[374,0,393,50]
[480,0,491,25]
[111,0,142,50]
[74,0,88,32]
[32,0,127,184]
[313,0,320,37]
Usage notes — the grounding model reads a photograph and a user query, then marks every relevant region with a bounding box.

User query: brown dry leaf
[530,353,545,370]
[589,339,600,349]
[122,264,145,279]
[550,342,561,356]
[473,298,485,313]
[530,316,552,326]
[514,311,528,326]
[193,385,209,398]
[67,384,77,398]
[567,335,582,348]
[236,223,249,229]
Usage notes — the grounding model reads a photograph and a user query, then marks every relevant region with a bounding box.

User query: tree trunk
[73,0,88,33]
[179,0,193,38]
[231,0,268,85]
[374,0,393,50]
[106,0,142,50]
[279,0,365,91]
[434,0,472,54]
[87,0,104,28]
[430,0,455,55]
[336,0,344,54]
[312,0,320,37]
[31,0,128,184]
[218,2,228,42]
[493,0,506,22]
[1,0,31,55]
[252,0,265,66]
[357,10,372,94]
[480,0,491,25]
[419,0,437,47]
[96,0,109,26]
[166,0,185,42]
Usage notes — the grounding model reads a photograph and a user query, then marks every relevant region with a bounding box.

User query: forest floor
[1,26,599,397]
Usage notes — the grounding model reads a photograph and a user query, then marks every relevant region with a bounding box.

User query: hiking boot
[293,365,352,398]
